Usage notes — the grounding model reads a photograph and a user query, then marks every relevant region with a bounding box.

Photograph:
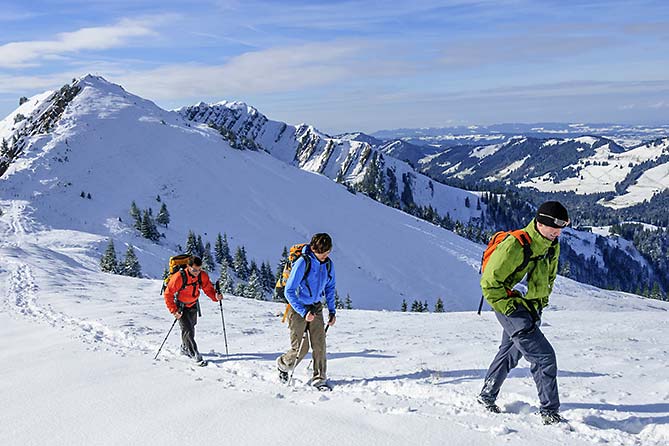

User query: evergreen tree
[401,299,408,312]
[218,258,234,293]
[345,293,353,310]
[246,270,265,300]
[411,300,420,312]
[434,298,444,313]
[156,203,170,228]
[222,233,232,263]
[423,300,429,312]
[249,260,259,278]
[100,239,118,273]
[334,290,343,309]
[130,201,142,230]
[185,231,198,255]
[196,235,205,258]
[121,245,142,277]
[214,233,225,264]
[233,246,249,280]
[203,242,215,271]
[650,282,664,301]
[275,246,288,283]
[234,282,246,297]
[141,210,160,242]
[260,261,272,292]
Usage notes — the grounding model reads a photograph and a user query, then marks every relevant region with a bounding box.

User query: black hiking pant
[179,304,199,357]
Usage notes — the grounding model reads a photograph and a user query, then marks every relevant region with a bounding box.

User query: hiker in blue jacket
[277,233,336,389]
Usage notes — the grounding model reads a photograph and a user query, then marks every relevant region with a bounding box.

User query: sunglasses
[538,213,569,228]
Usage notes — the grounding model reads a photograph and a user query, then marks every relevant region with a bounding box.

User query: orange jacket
[164,269,217,313]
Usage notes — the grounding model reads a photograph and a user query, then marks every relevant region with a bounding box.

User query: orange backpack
[478,230,532,314]
[480,230,532,274]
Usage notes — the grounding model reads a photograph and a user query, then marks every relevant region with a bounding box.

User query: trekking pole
[287,323,309,386]
[219,300,229,357]
[154,318,178,360]
[215,281,229,357]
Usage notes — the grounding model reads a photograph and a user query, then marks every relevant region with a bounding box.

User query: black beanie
[536,201,569,228]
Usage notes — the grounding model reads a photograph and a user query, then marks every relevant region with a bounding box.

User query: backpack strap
[325,258,332,280]
[301,250,313,297]
[178,269,202,298]
[508,231,533,276]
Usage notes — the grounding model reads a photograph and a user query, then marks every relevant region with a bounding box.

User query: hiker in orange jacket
[163,255,222,365]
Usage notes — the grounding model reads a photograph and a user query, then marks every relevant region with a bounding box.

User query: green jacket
[481,219,559,316]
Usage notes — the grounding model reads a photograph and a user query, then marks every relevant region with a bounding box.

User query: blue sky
[1,0,668,133]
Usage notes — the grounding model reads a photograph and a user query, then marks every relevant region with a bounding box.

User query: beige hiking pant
[278,305,327,381]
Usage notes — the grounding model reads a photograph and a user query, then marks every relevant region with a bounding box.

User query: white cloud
[110,40,378,99]
[0,18,160,68]
[0,73,78,94]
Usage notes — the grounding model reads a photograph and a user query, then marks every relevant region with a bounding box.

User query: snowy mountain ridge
[177,102,481,225]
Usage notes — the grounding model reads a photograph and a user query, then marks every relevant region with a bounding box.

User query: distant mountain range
[329,129,669,212]
[371,123,669,149]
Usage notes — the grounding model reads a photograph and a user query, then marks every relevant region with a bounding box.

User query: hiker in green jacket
[477,201,569,425]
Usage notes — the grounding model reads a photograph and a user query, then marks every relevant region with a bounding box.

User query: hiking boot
[477,395,501,413]
[194,354,208,367]
[311,378,333,391]
[278,369,289,384]
[540,410,563,425]
[180,345,193,358]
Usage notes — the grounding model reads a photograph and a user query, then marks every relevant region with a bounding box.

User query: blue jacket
[285,246,336,317]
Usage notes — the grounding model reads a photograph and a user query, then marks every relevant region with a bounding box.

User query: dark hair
[188,256,203,266]
[310,233,332,254]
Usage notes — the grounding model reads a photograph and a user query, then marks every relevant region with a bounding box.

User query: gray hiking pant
[179,304,199,357]
[480,306,560,412]
[277,306,327,381]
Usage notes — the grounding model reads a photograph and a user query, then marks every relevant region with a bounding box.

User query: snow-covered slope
[0,75,485,311]
[1,210,668,446]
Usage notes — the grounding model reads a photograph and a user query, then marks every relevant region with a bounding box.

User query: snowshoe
[194,354,208,367]
[477,395,501,413]
[279,369,289,384]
